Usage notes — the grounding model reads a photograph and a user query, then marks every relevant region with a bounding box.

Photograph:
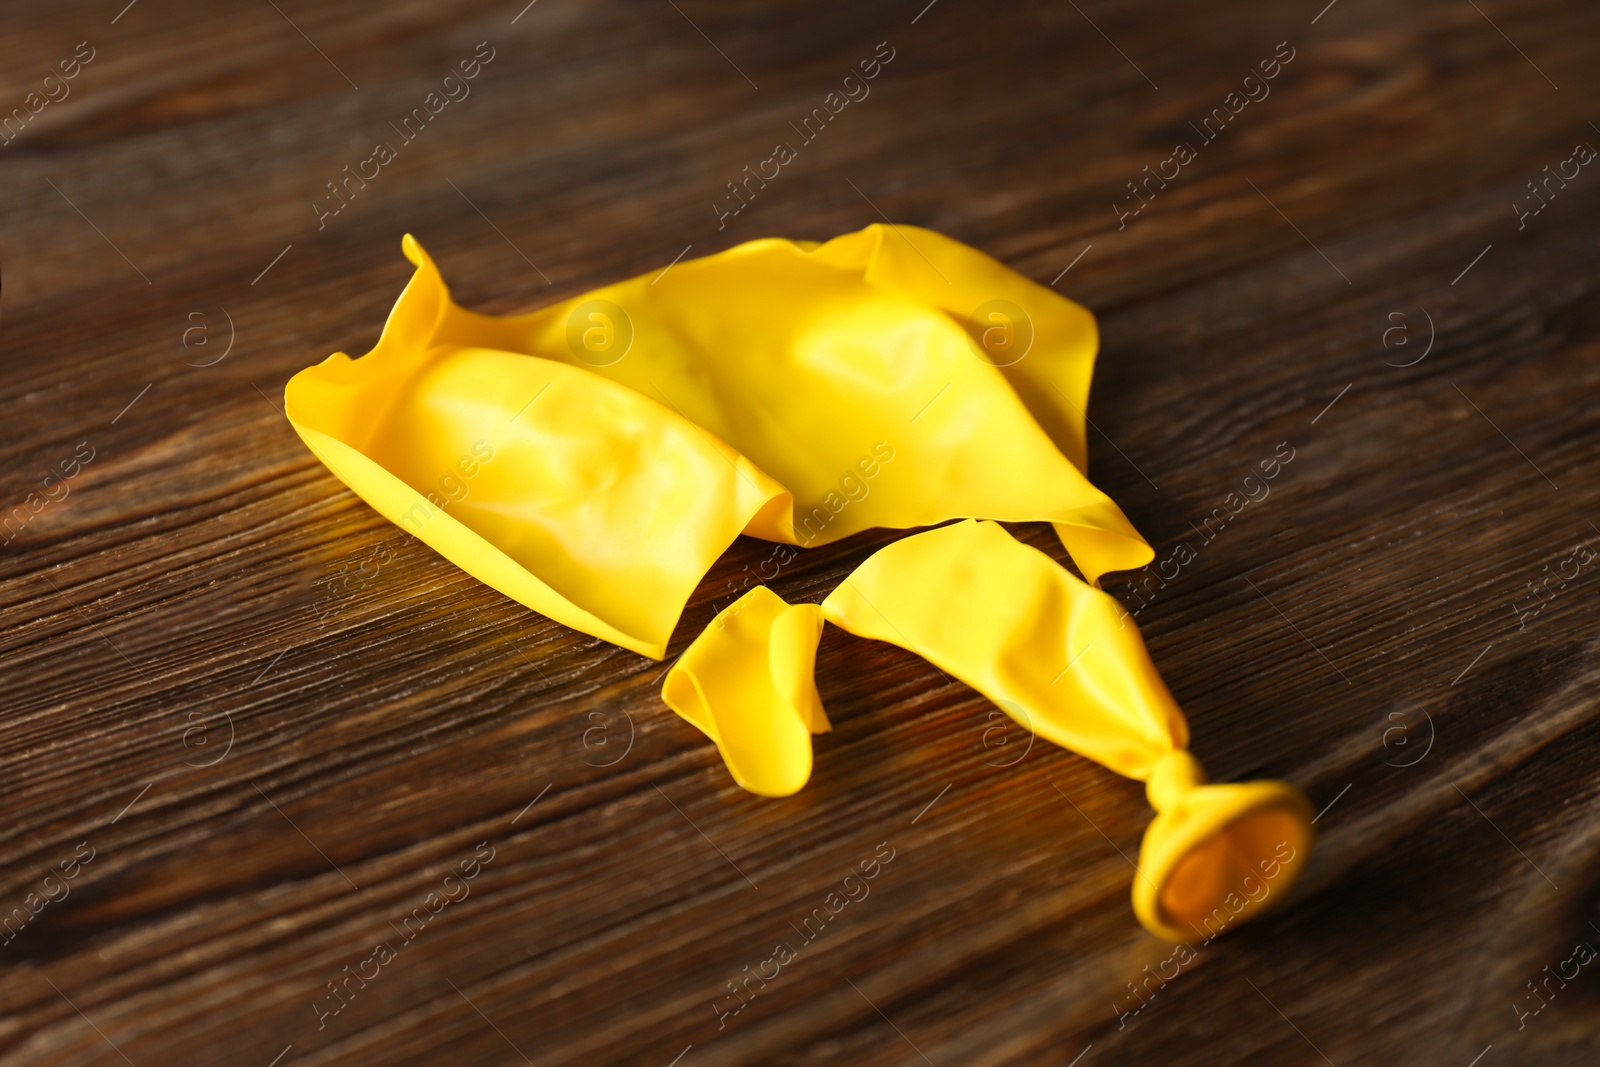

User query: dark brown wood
[1,0,1598,1063]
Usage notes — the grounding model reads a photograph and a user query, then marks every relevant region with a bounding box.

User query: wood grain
[2,0,1599,1063]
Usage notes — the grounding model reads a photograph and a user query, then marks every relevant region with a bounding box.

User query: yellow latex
[662,587,829,797]
[675,521,1312,940]
[281,224,1317,939]
[285,228,1151,659]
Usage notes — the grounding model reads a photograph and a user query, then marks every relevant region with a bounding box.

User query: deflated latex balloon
[285,228,1151,658]
[821,520,1313,942]
[663,519,1313,940]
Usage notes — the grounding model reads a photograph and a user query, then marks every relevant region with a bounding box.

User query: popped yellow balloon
[284,226,1151,659]
[287,224,1315,940]
[665,521,1314,941]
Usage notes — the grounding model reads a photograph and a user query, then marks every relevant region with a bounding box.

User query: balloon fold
[662,587,829,798]
[284,227,1151,658]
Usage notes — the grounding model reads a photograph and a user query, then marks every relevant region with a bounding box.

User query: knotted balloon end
[662,587,829,798]
[1132,749,1314,942]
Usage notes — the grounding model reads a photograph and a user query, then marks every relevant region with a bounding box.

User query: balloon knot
[1145,749,1207,811]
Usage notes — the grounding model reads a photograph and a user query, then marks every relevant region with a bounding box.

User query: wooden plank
[1,0,1598,1063]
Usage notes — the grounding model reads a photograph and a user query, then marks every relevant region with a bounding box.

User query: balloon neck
[1145,749,1207,812]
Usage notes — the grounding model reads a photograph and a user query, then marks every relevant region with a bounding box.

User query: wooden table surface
[3,0,1598,1063]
